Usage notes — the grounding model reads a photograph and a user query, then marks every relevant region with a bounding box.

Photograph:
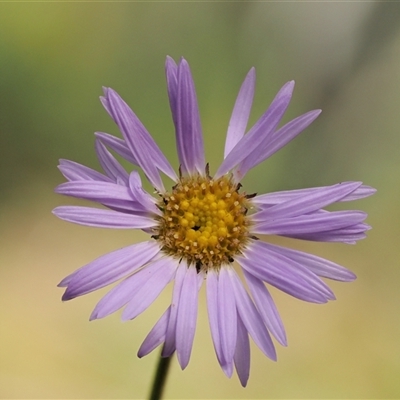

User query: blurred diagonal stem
[149,355,172,400]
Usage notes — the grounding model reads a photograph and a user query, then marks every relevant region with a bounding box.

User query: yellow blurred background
[1,2,399,398]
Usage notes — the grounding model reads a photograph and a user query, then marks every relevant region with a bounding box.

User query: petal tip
[346,272,357,282]
[248,66,256,78]
[166,55,176,64]
[137,350,145,359]
[177,355,189,370]
[284,80,295,93]
[89,311,98,321]
[61,291,74,302]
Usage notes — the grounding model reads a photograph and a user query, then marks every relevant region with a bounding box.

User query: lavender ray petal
[205,272,219,352]
[62,241,160,300]
[243,270,287,346]
[340,185,376,201]
[55,179,151,213]
[261,242,356,281]
[237,244,331,303]
[245,241,336,300]
[55,181,133,202]
[95,139,129,184]
[253,182,375,207]
[206,269,228,375]
[121,257,178,321]
[94,132,138,165]
[238,109,321,178]
[128,171,161,215]
[165,56,178,129]
[162,261,187,357]
[218,267,237,364]
[105,88,177,190]
[176,265,199,369]
[285,224,369,243]
[234,313,251,387]
[229,268,277,361]
[221,361,234,379]
[58,159,112,182]
[90,257,164,320]
[224,68,256,158]
[138,307,171,358]
[103,200,151,214]
[247,241,335,299]
[215,81,295,179]
[175,58,205,175]
[100,89,112,115]
[58,271,76,287]
[252,210,367,236]
[53,206,156,229]
[252,182,362,221]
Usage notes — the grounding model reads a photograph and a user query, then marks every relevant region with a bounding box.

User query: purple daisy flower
[54,56,375,387]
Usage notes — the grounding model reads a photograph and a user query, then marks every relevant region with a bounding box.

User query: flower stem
[149,355,172,400]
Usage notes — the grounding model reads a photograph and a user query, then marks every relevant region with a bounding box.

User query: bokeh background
[1,2,399,399]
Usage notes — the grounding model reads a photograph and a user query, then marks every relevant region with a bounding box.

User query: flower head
[54,56,375,386]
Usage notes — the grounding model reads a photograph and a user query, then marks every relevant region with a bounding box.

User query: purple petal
[100,89,112,115]
[243,270,287,346]
[62,241,160,300]
[229,268,277,361]
[237,242,332,303]
[224,68,256,158]
[252,210,367,236]
[218,267,237,365]
[162,261,187,357]
[234,313,250,387]
[340,185,376,201]
[128,172,161,215]
[237,109,321,178]
[285,224,369,243]
[215,81,295,179]
[58,159,111,182]
[55,180,147,213]
[165,56,178,128]
[58,271,75,287]
[252,181,362,221]
[221,360,234,378]
[260,242,356,281]
[206,269,222,360]
[53,206,156,229]
[253,182,375,207]
[206,269,232,377]
[121,257,178,321]
[90,256,165,320]
[176,265,199,369]
[95,139,129,184]
[138,307,171,358]
[55,181,133,202]
[94,132,138,165]
[175,58,205,175]
[103,88,177,191]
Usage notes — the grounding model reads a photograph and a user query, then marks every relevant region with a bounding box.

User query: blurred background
[1,2,399,398]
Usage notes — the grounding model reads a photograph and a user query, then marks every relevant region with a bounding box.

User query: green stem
[149,355,172,400]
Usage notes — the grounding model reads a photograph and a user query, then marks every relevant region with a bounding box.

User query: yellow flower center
[154,174,251,271]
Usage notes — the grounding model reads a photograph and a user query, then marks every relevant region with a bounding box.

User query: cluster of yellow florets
[154,174,251,270]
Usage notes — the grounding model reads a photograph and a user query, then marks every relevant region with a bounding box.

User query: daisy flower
[54,56,375,387]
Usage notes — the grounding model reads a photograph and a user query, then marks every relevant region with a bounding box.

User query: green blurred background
[1,2,399,398]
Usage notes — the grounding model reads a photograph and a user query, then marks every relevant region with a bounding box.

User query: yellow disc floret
[154,174,252,271]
